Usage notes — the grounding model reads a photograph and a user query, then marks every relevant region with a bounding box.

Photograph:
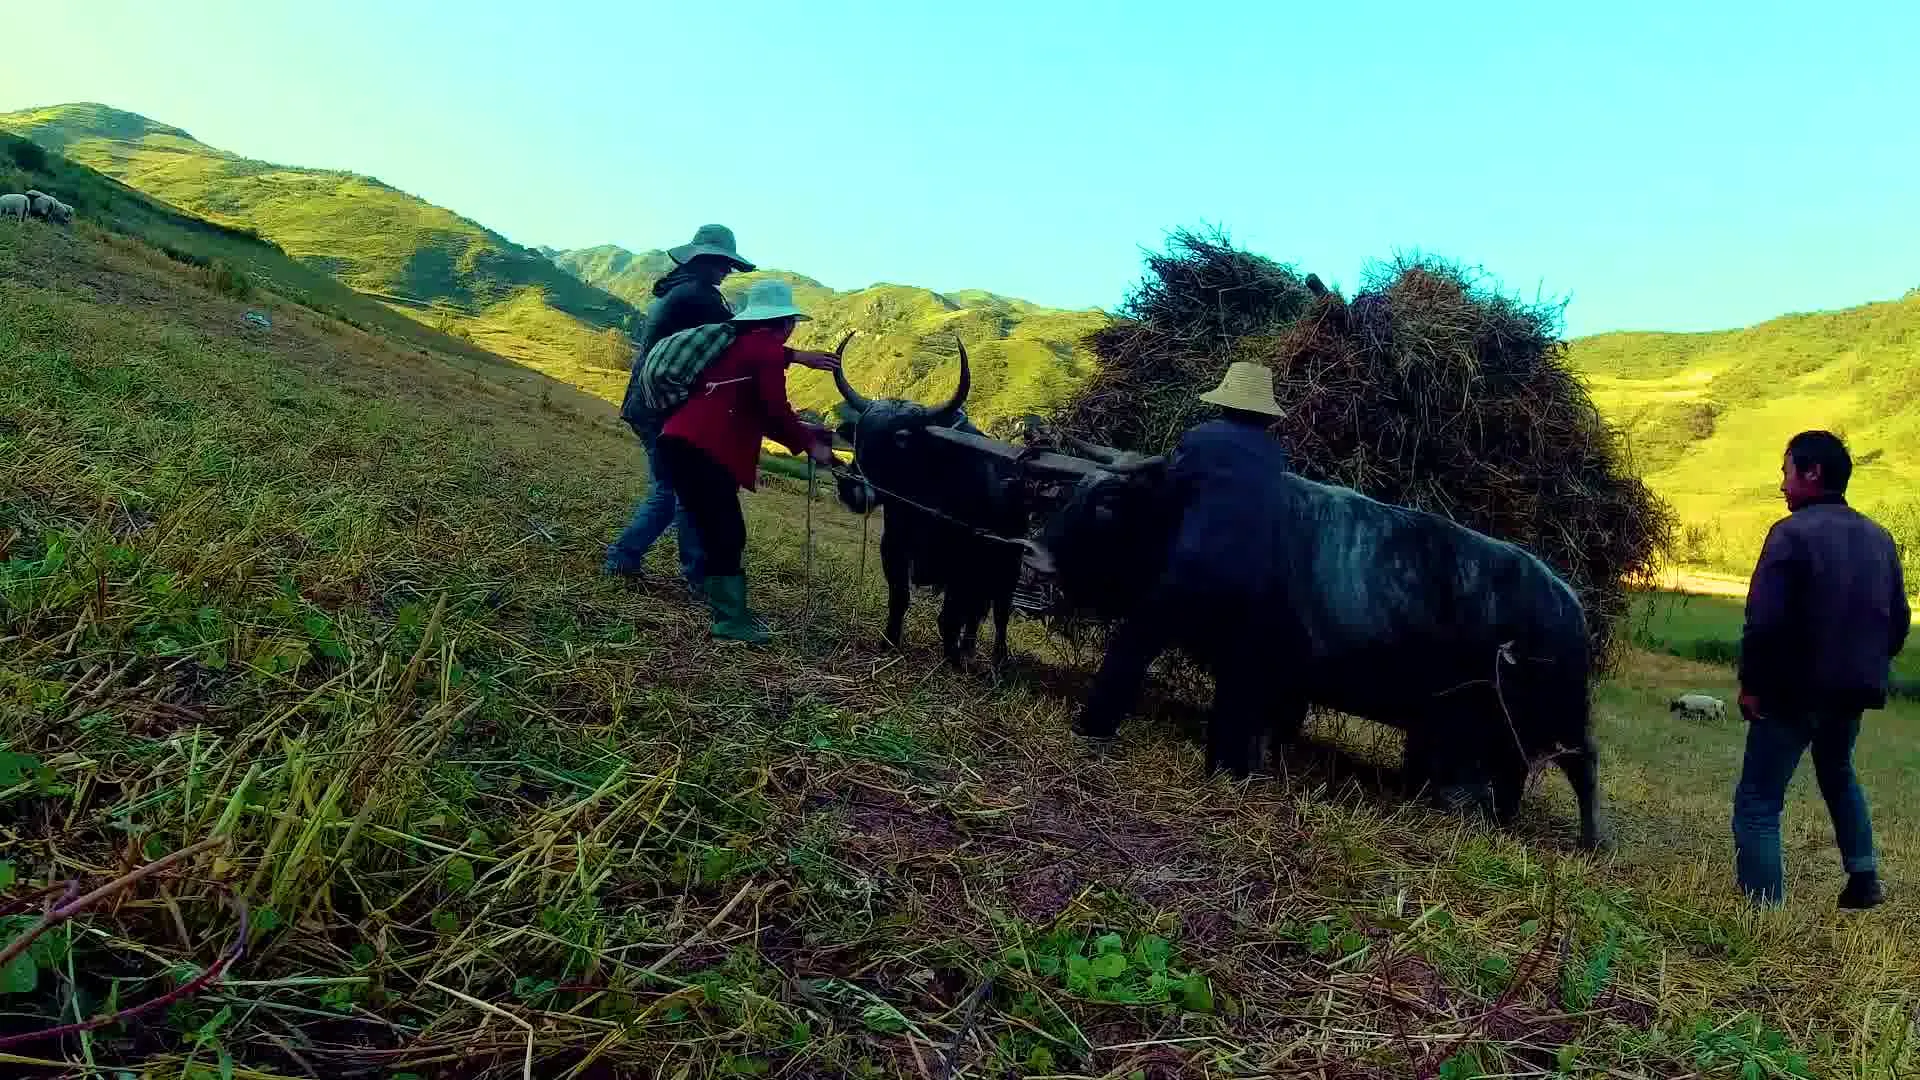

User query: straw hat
[730,280,812,324]
[668,223,755,271]
[1198,361,1283,417]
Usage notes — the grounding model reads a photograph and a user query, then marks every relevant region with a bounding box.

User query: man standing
[604,224,839,590]
[1733,430,1910,909]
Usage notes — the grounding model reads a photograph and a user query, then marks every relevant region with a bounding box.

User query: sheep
[49,199,73,225]
[1669,693,1727,723]
[0,193,28,223]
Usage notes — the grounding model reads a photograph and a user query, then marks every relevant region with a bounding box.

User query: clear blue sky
[5,0,1916,336]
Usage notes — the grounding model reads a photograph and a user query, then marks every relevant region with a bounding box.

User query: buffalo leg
[938,591,976,668]
[1559,735,1605,851]
[1078,609,1173,739]
[989,587,1013,672]
[1401,724,1440,799]
[1267,694,1307,770]
[1205,634,1267,776]
[1488,744,1528,825]
[880,532,910,650]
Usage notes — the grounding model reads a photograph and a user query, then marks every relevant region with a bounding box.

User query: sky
[5,0,1917,337]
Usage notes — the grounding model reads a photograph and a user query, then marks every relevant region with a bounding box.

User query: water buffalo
[1022,432,1606,850]
[832,338,1029,669]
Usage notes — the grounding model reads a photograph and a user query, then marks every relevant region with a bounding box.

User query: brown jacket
[1740,495,1911,711]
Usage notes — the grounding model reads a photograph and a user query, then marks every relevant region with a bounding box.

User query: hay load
[1055,228,1674,666]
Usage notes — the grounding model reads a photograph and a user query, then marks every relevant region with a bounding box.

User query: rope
[856,509,871,626]
[825,463,1032,550]
[803,456,816,643]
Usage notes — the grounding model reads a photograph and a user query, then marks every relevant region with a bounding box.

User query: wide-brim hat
[1198,361,1284,417]
[731,280,811,323]
[668,223,755,271]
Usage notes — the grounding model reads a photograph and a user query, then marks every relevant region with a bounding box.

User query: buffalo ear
[835,421,857,447]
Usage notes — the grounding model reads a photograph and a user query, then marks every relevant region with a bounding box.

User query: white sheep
[0,193,28,222]
[1669,693,1727,723]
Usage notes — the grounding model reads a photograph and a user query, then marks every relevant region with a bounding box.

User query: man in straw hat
[1073,360,1292,743]
[607,224,841,591]
[655,279,839,643]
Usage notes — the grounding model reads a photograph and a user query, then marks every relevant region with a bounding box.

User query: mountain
[3,103,1106,431]
[545,243,1108,429]
[0,103,635,329]
[0,128,524,372]
[1570,290,1920,578]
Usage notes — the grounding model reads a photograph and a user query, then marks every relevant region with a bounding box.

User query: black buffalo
[1025,434,1605,849]
[832,339,1029,669]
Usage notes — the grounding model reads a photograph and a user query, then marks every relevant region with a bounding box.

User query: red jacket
[661,329,818,490]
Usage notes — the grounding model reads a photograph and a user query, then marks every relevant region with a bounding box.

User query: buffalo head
[1023,444,1170,620]
[832,335,973,512]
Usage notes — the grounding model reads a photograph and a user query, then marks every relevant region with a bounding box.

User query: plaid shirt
[637,322,741,413]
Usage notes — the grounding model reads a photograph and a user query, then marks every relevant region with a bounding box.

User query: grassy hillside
[550,243,1109,430]
[1572,291,1920,581]
[0,102,635,327]
[6,203,1920,1078]
[4,104,1101,432]
[0,129,568,381]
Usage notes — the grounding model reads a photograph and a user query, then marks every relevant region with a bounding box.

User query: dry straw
[1056,227,1674,667]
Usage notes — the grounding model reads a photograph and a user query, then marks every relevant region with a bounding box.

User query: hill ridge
[1570,289,1920,579]
[0,102,635,329]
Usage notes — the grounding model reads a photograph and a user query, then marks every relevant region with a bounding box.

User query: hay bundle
[1056,230,1674,668]
[1058,228,1316,451]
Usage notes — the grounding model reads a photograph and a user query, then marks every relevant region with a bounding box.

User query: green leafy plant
[1004,928,1213,1011]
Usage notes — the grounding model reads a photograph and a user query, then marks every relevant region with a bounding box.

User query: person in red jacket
[658,280,837,642]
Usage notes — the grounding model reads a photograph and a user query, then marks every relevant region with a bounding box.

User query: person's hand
[1738,690,1760,720]
[794,350,842,373]
[807,440,837,468]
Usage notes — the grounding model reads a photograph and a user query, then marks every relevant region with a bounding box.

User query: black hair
[1221,407,1278,429]
[1785,430,1851,494]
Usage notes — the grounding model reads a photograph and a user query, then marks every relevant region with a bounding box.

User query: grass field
[1632,591,1919,691]
[6,219,1920,1077]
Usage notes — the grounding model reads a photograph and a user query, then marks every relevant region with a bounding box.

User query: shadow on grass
[1003,650,1598,854]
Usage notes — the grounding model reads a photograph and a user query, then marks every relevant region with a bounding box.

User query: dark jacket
[620,267,734,425]
[1161,419,1293,601]
[1740,494,1911,712]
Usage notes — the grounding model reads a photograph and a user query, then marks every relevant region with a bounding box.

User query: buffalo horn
[931,336,971,423]
[832,330,871,415]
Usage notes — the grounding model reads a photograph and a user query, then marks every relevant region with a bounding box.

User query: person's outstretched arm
[746,335,832,462]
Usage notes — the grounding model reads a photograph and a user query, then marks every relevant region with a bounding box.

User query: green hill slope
[548,243,1108,429]
[0,128,551,378]
[0,103,635,328]
[1571,291,1920,578]
[3,103,1100,432]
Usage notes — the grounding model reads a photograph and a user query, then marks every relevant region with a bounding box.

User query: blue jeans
[605,415,705,584]
[1732,706,1876,906]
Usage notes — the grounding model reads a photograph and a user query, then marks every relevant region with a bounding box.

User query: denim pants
[1732,705,1876,905]
[605,415,705,583]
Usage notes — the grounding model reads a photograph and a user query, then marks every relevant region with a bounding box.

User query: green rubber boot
[705,575,771,644]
